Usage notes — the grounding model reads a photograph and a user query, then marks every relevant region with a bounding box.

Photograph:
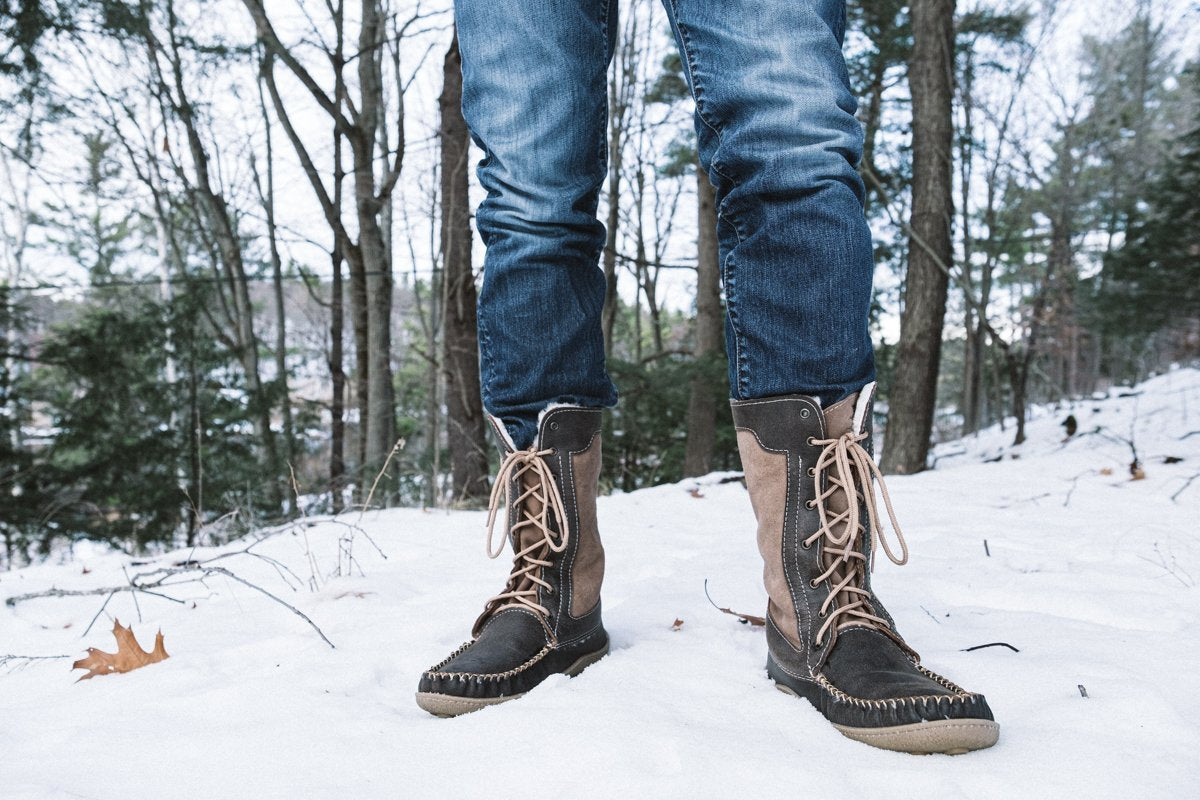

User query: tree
[438,31,489,505]
[1100,80,1200,361]
[882,0,955,475]
[646,47,724,477]
[247,0,406,501]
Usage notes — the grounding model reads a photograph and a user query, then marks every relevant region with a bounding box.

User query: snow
[3,368,1199,799]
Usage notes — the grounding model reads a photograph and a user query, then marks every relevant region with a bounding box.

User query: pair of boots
[416,389,999,755]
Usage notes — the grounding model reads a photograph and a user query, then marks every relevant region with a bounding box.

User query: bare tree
[682,159,721,477]
[438,30,489,505]
[139,3,285,509]
[252,75,297,514]
[881,0,955,475]
[246,0,410,501]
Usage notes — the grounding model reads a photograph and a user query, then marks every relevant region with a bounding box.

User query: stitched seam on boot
[426,645,552,681]
[815,673,980,708]
[915,663,970,695]
[425,639,474,673]
[425,626,603,681]
[429,607,556,675]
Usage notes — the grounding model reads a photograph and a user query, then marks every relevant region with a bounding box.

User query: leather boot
[731,384,999,754]
[416,407,609,716]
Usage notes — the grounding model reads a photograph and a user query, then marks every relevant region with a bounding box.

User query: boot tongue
[819,392,868,625]
[504,429,560,607]
[821,392,859,525]
[511,465,549,564]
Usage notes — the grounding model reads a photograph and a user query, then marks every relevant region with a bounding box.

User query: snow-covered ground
[3,369,1199,799]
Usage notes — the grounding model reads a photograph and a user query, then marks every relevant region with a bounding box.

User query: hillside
[3,368,1198,799]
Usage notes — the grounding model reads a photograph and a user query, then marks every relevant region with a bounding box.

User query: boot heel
[564,642,609,677]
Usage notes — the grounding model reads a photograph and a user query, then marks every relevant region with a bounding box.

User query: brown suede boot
[732,384,999,754]
[415,406,609,716]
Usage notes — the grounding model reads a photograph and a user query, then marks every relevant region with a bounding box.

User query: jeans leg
[455,0,620,450]
[659,0,876,406]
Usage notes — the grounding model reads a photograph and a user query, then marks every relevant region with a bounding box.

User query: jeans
[456,0,877,450]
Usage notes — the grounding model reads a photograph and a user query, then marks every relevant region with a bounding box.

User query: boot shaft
[480,406,605,639]
[731,385,901,668]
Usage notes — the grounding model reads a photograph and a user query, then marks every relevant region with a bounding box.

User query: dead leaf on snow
[671,618,684,631]
[72,619,169,681]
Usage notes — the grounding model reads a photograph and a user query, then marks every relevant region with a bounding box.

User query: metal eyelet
[809,578,819,588]
[806,436,816,446]
[805,500,816,509]
[549,421,560,430]
[799,408,810,419]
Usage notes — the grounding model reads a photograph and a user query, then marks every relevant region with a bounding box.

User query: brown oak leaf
[72,619,169,681]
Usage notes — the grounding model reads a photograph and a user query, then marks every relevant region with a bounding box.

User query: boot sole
[776,684,1000,754]
[415,643,609,718]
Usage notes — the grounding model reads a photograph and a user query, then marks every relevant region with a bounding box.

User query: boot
[731,384,999,754]
[416,406,610,716]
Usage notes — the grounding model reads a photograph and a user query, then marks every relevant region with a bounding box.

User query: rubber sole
[776,684,1000,755]
[415,644,609,718]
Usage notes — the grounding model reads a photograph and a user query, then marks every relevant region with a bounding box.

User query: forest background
[1,0,1196,565]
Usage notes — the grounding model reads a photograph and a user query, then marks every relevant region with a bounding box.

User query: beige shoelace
[481,446,571,619]
[805,429,909,649]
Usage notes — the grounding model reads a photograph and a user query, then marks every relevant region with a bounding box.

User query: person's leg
[660,0,998,753]
[659,0,875,407]
[415,0,616,717]
[462,0,619,450]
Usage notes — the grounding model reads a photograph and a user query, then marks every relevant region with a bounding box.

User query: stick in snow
[960,642,1020,653]
[703,580,765,627]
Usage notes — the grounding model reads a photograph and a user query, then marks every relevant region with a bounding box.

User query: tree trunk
[860,56,887,213]
[257,80,296,513]
[881,0,955,475]
[602,122,622,356]
[1007,352,1028,446]
[439,32,490,505]
[330,113,347,513]
[958,49,978,435]
[683,161,722,477]
[354,0,397,502]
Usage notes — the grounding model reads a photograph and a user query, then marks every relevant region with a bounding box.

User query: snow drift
[2,368,1199,798]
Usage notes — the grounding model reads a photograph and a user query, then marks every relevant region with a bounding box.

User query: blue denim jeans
[456,0,876,450]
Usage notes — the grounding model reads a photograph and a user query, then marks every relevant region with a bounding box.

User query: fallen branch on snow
[703,580,765,627]
[960,642,1020,653]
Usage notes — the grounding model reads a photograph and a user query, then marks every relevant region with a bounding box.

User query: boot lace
[480,447,571,620]
[806,429,908,649]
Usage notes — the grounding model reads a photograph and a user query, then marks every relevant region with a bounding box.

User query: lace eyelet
[809,578,819,588]
[806,467,815,477]
[806,436,816,446]
[805,500,816,509]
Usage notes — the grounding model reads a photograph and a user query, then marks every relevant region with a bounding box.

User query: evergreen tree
[1100,72,1200,358]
